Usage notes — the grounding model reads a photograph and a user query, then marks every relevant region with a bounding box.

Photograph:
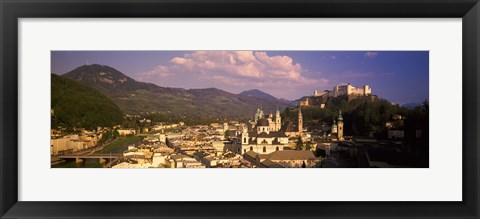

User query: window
[263,146,266,152]
[276,146,279,151]
[250,147,253,151]
[243,138,246,143]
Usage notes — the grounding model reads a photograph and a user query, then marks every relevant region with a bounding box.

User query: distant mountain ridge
[61,64,291,118]
[239,89,291,104]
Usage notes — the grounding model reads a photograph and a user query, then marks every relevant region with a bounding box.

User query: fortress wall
[323,84,372,100]
[364,85,372,95]
[349,87,365,96]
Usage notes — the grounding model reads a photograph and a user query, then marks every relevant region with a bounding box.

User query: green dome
[338,110,343,121]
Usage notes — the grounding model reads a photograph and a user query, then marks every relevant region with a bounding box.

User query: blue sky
[51,51,429,104]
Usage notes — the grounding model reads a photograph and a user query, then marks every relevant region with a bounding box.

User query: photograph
[50,50,429,168]
[3,0,478,217]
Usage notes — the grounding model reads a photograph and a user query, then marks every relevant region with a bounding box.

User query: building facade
[300,83,372,107]
[239,118,289,155]
[330,110,344,140]
[329,83,371,97]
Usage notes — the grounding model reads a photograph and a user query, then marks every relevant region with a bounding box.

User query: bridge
[58,153,122,163]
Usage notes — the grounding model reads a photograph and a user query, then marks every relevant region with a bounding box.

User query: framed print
[1,0,479,218]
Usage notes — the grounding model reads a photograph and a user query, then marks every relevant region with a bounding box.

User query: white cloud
[138,65,173,79]
[136,51,328,99]
[364,51,378,58]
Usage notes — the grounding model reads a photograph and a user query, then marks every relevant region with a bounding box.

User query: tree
[296,137,304,150]
[113,129,120,138]
[305,141,312,151]
[224,130,232,139]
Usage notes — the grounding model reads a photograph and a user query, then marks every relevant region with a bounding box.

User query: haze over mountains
[61,64,293,118]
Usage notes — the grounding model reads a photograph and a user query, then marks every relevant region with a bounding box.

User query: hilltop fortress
[300,83,375,108]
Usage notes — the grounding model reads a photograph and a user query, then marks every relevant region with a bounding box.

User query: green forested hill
[51,74,124,130]
[283,95,428,138]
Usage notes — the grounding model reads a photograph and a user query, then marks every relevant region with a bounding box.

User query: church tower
[275,106,282,131]
[331,119,337,134]
[337,110,344,140]
[241,128,249,145]
[298,106,303,134]
[258,107,265,121]
[254,107,260,123]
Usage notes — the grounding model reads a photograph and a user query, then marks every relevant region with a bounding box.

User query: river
[52,136,144,168]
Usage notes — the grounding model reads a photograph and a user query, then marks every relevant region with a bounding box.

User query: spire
[332,119,337,131]
[338,110,343,121]
[275,106,280,116]
[298,106,302,118]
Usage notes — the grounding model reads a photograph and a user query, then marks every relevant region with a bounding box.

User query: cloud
[136,51,328,98]
[138,65,173,79]
[364,51,378,58]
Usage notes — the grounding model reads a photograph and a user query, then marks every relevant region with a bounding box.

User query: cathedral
[253,107,282,132]
[237,106,304,154]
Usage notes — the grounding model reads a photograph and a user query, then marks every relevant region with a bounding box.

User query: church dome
[256,118,269,127]
[338,110,343,121]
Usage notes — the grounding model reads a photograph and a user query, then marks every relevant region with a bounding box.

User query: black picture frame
[1,0,479,218]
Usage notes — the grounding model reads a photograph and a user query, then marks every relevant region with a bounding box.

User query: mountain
[278,98,292,104]
[61,64,290,118]
[239,89,292,105]
[62,64,182,95]
[289,95,310,106]
[239,89,278,102]
[51,74,124,130]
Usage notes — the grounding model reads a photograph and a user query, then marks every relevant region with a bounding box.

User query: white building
[301,84,371,107]
[239,118,289,155]
[328,83,372,97]
[51,134,93,155]
[117,128,136,136]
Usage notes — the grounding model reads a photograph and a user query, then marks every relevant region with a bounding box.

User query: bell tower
[298,106,303,134]
[241,129,249,145]
[275,106,281,131]
[337,110,344,140]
